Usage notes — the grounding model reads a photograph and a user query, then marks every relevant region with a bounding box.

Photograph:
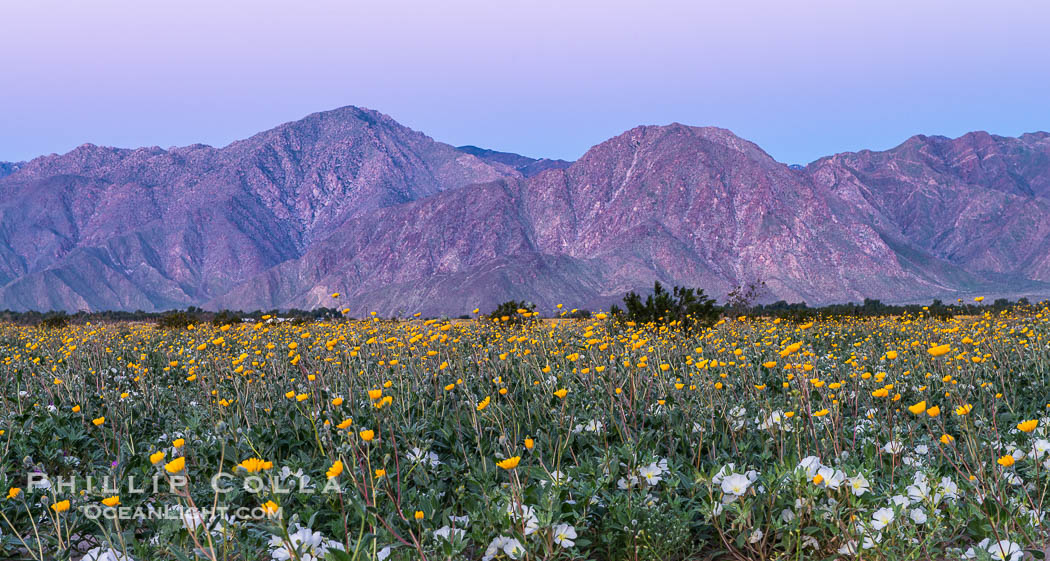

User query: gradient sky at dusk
[2,0,1049,164]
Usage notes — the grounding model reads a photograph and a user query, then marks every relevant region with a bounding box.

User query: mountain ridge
[3,107,1050,314]
[455,145,572,177]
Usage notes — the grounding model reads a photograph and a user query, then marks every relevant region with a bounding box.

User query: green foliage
[2,304,1050,560]
[210,310,243,326]
[613,281,719,332]
[564,308,592,319]
[487,300,536,325]
[156,311,199,330]
[40,312,70,330]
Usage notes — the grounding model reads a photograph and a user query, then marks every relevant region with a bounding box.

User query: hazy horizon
[3,0,1049,164]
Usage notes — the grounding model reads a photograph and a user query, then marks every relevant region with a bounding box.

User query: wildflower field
[2,305,1050,561]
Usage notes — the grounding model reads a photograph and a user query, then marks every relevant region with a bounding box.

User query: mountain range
[2,106,1049,315]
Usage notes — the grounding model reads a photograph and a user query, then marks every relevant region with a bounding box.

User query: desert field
[2,307,1049,560]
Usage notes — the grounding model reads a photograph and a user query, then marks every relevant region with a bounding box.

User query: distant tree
[157,311,197,330]
[211,310,242,326]
[312,307,342,320]
[613,281,719,332]
[564,308,592,319]
[40,312,70,329]
[488,300,537,325]
[927,299,954,320]
[724,281,767,317]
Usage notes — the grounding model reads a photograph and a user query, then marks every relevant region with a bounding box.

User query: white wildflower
[552,523,577,548]
[82,547,135,561]
[882,441,904,455]
[434,526,465,542]
[847,474,870,496]
[483,536,524,561]
[720,473,752,496]
[268,525,345,561]
[871,507,894,530]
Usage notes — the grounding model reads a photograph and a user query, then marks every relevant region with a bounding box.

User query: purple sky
[3,0,1049,164]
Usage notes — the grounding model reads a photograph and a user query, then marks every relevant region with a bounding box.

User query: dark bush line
[745,297,1041,322]
[1,294,1043,330]
[0,306,345,328]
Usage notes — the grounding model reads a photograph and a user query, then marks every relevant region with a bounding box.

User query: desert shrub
[210,309,243,326]
[156,311,197,330]
[611,281,719,332]
[40,312,70,330]
[488,300,537,325]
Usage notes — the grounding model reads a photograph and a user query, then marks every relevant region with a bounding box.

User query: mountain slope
[0,107,516,311]
[808,131,1050,283]
[215,124,1022,315]
[4,107,1050,314]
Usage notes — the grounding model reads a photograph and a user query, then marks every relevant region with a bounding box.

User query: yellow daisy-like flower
[327,460,343,479]
[779,342,802,357]
[164,457,186,474]
[359,429,375,442]
[497,456,521,470]
[1017,419,1038,432]
[150,451,165,465]
[908,401,926,415]
[237,458,273,473]
[101,496,120,507]
[997,454,1015,467]
[927,344,951,357]
[6,487,21,500]
[92,417,105,426]
[51,500,71,513]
